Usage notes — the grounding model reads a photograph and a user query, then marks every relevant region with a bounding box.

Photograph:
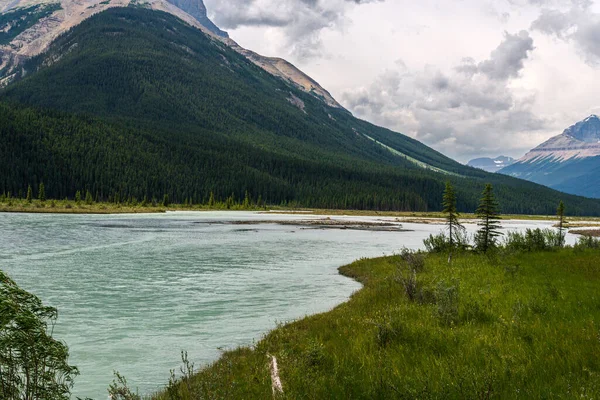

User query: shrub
[503,228,560,252]
[574,235,600,250]
[423,233,450,253]
[0,270,78,399]
[399,248,426,272]
[435,280,460,326]
[108,372,141,400]
[304,339,326,367]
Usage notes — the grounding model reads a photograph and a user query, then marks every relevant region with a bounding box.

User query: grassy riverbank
[3,198,600,223]
[151,248,600,399]
[0,198,268,214]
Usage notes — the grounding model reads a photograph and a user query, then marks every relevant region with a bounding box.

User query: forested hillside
[2,7,600,215]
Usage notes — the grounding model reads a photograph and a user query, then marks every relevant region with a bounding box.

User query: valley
[1,1,600,399]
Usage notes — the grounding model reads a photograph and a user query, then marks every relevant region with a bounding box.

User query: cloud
[342,31,546,161]
[478,31,534,80]
[204,0,382,58]
[531,1,600,65]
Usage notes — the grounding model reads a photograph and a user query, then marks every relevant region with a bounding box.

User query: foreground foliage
[0,271,78,399]
[154,246,600,399]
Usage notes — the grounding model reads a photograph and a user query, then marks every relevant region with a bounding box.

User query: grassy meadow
[147,247,600,399]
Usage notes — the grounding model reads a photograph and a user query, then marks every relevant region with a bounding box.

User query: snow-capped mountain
[500,115,600,198]
[0,0,341,107]
[467,156,515,173]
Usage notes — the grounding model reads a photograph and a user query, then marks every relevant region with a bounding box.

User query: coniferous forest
[2,7,600,215]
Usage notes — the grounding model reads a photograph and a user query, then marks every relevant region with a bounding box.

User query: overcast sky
[204,0,600,162]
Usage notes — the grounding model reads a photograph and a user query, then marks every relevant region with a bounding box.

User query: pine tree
[475,184,502,253]
[243,190,251,209]
[208,191,215,208]
[557,201,566,247]
[85,190,93,205]
[75,191,81,204]
[226,193,234,209]
[38,182,46,202]
[442,182,464,248]
[162,193,170,207]
[26,185,32,203]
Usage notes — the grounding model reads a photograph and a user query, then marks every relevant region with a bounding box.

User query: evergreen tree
[208,191,215,208]
[85,190,93,205]
[38,182,45,202]
[75,191,81,204]
[442,182,464,261]
[141,195,148,207]
[26,185,32,203]
[226,193,234,209]
[475,184,502,253]
[557,201,566,247]
[243,190,251,209]
[162,193,170,207]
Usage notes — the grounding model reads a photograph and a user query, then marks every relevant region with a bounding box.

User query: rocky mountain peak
[164,0,227,37]
[563,114,600,143]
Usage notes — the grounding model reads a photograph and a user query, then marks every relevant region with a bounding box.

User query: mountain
[0,0,340,108]
[1,7,600,215]
[500,115,600,198]
[467,156,516,173]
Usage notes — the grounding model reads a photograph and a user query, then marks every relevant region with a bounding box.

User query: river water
[0,211,576,398]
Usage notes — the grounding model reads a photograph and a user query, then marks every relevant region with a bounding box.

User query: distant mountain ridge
[500,115,600,198]
[467,156,515,173]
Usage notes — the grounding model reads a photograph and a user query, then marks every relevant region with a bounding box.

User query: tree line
[431,181,569,258]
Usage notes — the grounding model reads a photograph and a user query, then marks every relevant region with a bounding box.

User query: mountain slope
[0,0,341,108]
[500,115,600,198]
[2,7,600,215]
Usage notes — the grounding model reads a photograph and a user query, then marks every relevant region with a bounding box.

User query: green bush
[503,228,560,252]
[0,270,78,399]
[574,235,600,250]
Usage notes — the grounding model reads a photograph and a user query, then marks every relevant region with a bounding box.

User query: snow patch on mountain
[467,156,515,173]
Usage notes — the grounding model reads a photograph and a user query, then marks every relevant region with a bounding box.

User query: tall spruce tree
[85,190,93,205]
[557,201,566,247]
[38,182,45,202]
[26,185,32,203]
[442,181,464,250]
[475,183,502,253]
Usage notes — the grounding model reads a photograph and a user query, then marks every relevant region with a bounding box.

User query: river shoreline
[3,200,599,223]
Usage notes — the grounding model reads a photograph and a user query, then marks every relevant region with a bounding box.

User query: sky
[202,0,600,163]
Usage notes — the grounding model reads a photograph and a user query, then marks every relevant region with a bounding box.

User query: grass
[149,249,600,399]
[0,198,270,214]
[3,198,600,222]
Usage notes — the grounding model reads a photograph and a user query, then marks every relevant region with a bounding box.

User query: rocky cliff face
[0,0,342,108]
[163,0,227,37]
